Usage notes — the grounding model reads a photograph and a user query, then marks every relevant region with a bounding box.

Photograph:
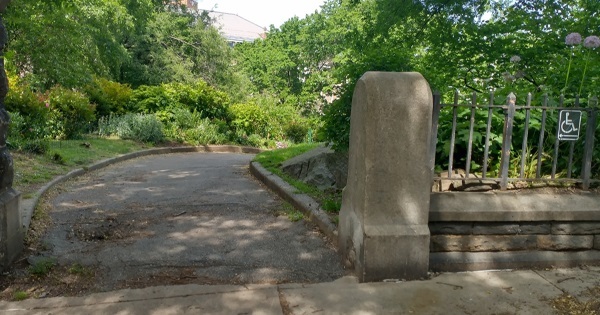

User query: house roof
[205,10,266,43]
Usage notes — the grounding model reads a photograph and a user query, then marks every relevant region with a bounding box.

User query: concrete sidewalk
[2,267,599,314]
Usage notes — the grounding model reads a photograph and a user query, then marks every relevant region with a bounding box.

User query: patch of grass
[322,195,342,213]
[13,291,29,301]
[12,136,149,195]
[254,142,321,173]
[287,209,305,222]
[68,263,93,277]
[254,142,328,198]
[254,143,344,223]
[275,202,306,222]
[28,258,56,277]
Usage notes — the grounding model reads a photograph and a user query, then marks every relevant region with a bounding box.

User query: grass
[68,263,94,277]
[13,136,149,196]
[254,143,326,198]
[254,142,343,223]
[13,291,28,301]
[278,202,305,222]
[28,258,56,277]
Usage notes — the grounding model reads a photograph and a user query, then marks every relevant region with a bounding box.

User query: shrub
[100,113,164,144]
[229,103,268,137]
[183,118,228,145]
[84,77,132,117]
[47,86,95,139]
[130,81,230,121]
[284,121,309,144]
[5,80,50,139]
[164,81,230,120]
[130,85,174,113]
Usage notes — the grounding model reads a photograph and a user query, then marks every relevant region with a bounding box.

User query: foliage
[84,77,133,117]
[13,291,28,301]
[47,86,96,140]
[130,81,230,120]
[121,9,236,89]
[159,107,228,145]
[229,95,311,142]
[5,78,50,140]
[28,258,56,277]
[98,113,164,144]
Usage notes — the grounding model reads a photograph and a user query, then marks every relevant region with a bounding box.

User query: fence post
[582,96,598,190]
[430,92,441,176]
[500,93,516,190]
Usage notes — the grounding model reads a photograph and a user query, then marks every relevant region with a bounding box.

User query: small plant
[322,197,341,213]
[23,139,50,154]
[28,258,56,277]
[13,291,29,301]
[287,209,305,222]
[68,263,93,277]
[49,151,66,164]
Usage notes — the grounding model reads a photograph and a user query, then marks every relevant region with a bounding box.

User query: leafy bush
[229,103,268,137]
[5,80,50,140]
[165,81,230,120]
[182,118,228,145]
[98,113,164,144]
[284,121,309,144]
[47,86,95,139]
[84,77,132,117]
[130,81,230,121]
[130,85,175,113]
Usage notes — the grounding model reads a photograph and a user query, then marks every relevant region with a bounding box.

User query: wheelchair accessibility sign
[558,110,582,141]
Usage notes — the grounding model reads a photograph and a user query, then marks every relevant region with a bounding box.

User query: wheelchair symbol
[558,110,582,141]
[560,112,578,134]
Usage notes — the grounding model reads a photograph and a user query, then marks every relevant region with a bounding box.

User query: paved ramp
[41,152,343,291]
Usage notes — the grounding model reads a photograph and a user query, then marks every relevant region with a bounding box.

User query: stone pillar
[0,0,23,271]
[338,72,432,282]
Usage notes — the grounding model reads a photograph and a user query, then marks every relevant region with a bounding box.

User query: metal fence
[430,91,599,190]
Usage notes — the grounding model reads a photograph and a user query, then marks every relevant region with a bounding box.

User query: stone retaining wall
[430,222,600,252]
[430,192,600,271]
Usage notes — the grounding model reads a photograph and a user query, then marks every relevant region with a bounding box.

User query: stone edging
[21,145,263,230]
[249,161,338,247]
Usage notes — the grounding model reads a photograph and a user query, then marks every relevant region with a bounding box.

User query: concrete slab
[535,266,600,302]
[0,285,283,315]
[279,270,562,315]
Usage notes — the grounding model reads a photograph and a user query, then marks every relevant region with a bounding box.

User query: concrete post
[339,72,432,282]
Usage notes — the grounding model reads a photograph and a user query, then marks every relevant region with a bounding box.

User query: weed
[50,152,66,164]
[28,258,56,277]
[13,291,28,301]
[322,198,341,213]
[68,263,93,277]
[287,209,305,222]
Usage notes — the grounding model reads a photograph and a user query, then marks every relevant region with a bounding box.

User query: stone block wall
[430,222,600,252]
[429,192,600,271]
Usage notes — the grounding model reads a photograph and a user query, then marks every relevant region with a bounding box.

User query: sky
[197,0,327,28]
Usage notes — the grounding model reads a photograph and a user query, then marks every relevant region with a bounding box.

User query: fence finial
[507,92,516,105]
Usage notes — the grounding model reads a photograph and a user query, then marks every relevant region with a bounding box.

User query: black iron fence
[430,91,599,190]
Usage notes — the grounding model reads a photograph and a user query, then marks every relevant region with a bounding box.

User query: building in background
[206,11,266,46]
[175,0,197,10]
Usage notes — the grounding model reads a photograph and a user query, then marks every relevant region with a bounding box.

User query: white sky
[198,0,327,28]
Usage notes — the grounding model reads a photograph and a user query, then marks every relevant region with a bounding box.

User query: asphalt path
[40,152,343,291]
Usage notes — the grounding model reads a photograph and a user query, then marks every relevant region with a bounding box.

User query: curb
[249,161,338,247]
[21,145,264,230]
